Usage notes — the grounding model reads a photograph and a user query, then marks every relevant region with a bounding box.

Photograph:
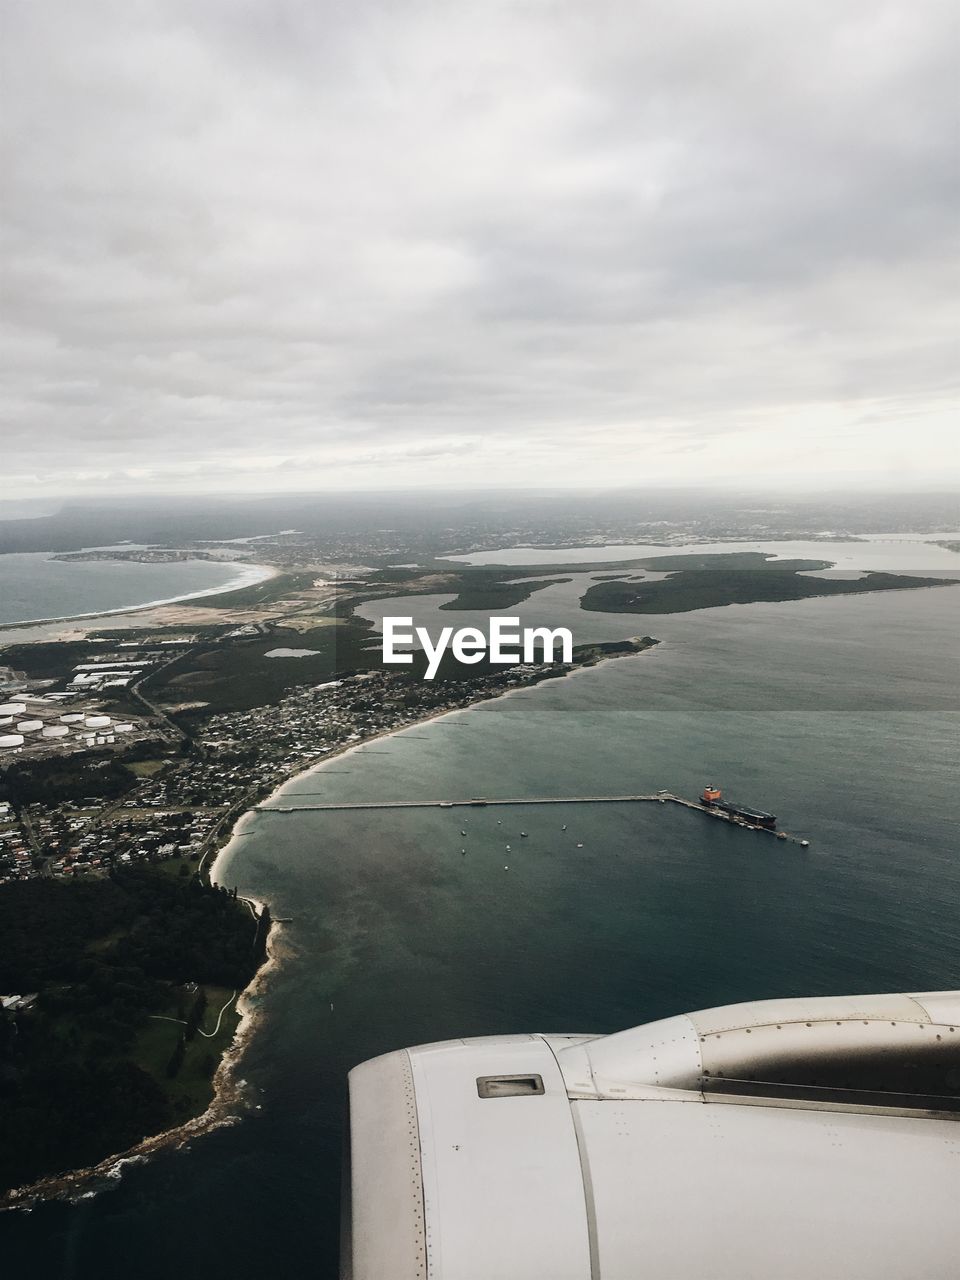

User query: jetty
[255,792,810,845]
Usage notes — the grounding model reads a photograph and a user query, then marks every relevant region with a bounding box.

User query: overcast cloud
[1,0,958,495]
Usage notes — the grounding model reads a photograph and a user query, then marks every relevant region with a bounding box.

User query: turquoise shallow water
[2,577,958,1277]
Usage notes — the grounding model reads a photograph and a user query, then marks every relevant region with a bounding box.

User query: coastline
[0,895,277,1213]
[1,639,658,1211]
[208,638,661,883]
[0,561,280,636]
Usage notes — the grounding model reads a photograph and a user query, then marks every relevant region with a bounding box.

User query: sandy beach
[0,562,282,645]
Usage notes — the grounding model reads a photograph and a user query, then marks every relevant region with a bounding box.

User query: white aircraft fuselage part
[342,991,960,1279]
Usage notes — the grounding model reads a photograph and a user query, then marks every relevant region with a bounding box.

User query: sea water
[2,565,958,1278]
[0,551,268,630]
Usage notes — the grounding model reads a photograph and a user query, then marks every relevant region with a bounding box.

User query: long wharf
[254,793,810,845]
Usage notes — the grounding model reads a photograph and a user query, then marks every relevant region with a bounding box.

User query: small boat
[520,832,528,838]
[800,839,810,848]
[561,824,567,831]
[460,848,466,855]
[460,830,467,836]
[505,844,511,851]
[576,842,584,848]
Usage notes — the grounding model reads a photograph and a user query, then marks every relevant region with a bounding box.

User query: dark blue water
[2,584,958,1278]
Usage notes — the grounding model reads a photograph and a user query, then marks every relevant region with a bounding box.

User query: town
[0,659,579,888]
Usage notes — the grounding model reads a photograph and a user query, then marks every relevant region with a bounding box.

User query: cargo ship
[700,785,776,829]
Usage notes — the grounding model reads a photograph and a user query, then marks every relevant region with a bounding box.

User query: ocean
[0,551,269,631]
[1,542,958,1277]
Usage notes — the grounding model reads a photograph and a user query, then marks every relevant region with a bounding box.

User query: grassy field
[125,759,168,778]
[133,984,240,1121]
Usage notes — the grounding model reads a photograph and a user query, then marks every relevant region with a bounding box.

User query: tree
[166,1035,185,1079]
[184,988,207,1041]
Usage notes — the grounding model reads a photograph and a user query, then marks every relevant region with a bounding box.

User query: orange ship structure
[700,784,777,829]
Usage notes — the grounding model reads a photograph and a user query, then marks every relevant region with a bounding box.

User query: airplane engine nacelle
[342,991,960,1279]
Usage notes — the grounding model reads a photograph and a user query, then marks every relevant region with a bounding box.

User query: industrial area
[0,697,141,753]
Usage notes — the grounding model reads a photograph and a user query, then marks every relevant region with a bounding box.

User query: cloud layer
[2,0,958,493]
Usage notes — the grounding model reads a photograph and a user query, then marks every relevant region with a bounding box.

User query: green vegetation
[152,565,585,723]
[0,753,138,807]
[437,574,571,611]
[125,758,168,778]
[183,570,318,610]
[0,640,90,680]
[130,552,959,727]
[571,637,658,664]
[143,613,377,727]
[581,569,957,615]
[0,868,261,1192]
[636,552,832,572]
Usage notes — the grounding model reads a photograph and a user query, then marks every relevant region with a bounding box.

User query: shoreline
[0,895,278,1214]
[0,561,280,635]
[208,638,660,883]
[1,640,658,1211]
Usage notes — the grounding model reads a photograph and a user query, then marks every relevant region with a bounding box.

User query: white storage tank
[0,733,25,749]
[0,702,27,716]
[114,723,135,733]
[60,712,85,724]
[42,724,70,739]
[84,715,112,729]
[17,719,44,733]
[0,716,12,727]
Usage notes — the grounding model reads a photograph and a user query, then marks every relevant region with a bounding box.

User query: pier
[255,793,810,845]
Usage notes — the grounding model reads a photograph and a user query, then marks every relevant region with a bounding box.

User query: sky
[2,0,958,497]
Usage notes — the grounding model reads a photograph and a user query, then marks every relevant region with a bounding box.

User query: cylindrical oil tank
[114,723,134,733]
[84,715,112,729]
[42,724,70,738]
[0,702,27,716]
[60,712,85,723]
[0,733,25,749]
[17,719,44,733]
